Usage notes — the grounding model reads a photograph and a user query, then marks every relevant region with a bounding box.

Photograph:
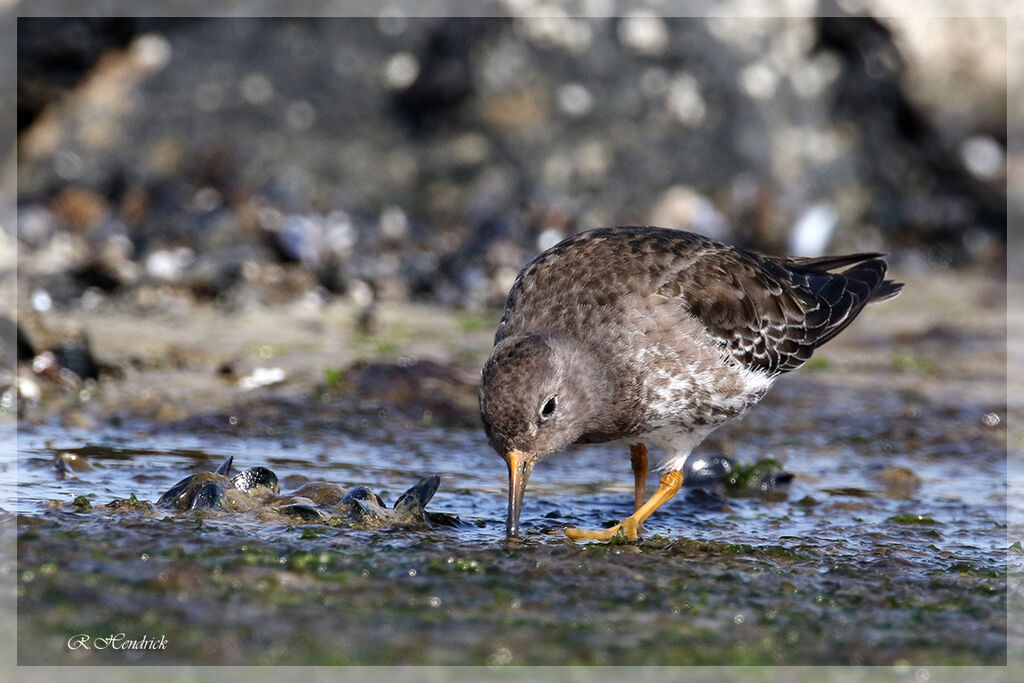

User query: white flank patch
[737,364,775,401]
[644,425,717,472]
[628,307,779,474]
[636,356,776,473]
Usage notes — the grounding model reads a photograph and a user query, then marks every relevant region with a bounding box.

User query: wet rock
[17,314,104,385]
[61,410,97,430]
[393,473,440,513]
[648,186,728,240]
[682,453,793,500]
[682,487,729,511]
[31,351,61,382]
[52,186,109,233]
[17,323,37,362]
[0,317,36,365]
[391,19,489,132]
[177,245,263,300]
[16,17,146,132]
[815,13,1004,256]
[875,465,923,499]
[16,374,42,405]
[822,486,874,498]
[105,494,157,514]
[53,334,101,381]
[53,451,94,480]
[237,367,286,391]
[346,359,478,427]
[145,247,195,282]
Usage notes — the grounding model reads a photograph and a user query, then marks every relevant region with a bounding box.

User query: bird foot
[564,470,683,543]
[565,516,641,542]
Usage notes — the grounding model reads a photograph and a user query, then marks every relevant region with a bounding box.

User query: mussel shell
[215,456,233,476]
[54,452,93,479]
[191,481,226,510]
[682,454,735,487]
[758,471,794,501]
[231,466,280,497]
[277,500,329,521]
[761,471,794,487]
[349,502,382,523]
[340,486,388,524]
[392,475,440,512]
[682,487,728,510]
[342,485,385,508]
[425,511,461,527]
[155,459,449,528]
[157,472,231,510]
[291,482,345,506]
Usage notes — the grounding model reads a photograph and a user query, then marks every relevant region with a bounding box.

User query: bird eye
[539,395,557,420]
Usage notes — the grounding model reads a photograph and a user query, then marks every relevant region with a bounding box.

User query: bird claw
[564,471,680,542]
[565,517,641,542]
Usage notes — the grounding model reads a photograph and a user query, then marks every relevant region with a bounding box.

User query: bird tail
[867,278,904,304]
[784,253,903,349]
[785,252,903,306]
[784,252,885,271]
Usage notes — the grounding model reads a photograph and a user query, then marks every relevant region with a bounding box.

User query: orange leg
[565,470,683,542]
[630,442,648,512]
[630,442,649,537]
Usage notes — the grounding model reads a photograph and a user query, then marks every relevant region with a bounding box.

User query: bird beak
[505,448,534,538]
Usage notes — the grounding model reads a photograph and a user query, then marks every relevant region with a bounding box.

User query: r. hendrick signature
[67,633,168,651]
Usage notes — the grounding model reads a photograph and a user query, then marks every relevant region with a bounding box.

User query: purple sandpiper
[479,226,902,541]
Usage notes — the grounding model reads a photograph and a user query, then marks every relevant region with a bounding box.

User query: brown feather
[496,226,903,376]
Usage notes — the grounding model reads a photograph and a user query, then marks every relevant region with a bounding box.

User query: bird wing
[495,226,902,375]
[657,245,902,375]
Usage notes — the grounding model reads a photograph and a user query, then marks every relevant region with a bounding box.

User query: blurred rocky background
[2,3,1012,422]
[13,6,1008,307]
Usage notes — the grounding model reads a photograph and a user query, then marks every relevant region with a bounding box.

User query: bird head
[479,333,602,538]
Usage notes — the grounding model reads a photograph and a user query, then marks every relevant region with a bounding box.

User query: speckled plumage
[480,226,902,535]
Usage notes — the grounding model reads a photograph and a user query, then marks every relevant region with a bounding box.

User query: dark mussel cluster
[155,456,457,528]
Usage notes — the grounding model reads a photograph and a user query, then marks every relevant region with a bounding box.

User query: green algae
[886,513,943,525]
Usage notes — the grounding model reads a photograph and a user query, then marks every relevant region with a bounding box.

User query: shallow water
[10,271,1013,666]
[14,393,1006,560]
[13,373,1009,666]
